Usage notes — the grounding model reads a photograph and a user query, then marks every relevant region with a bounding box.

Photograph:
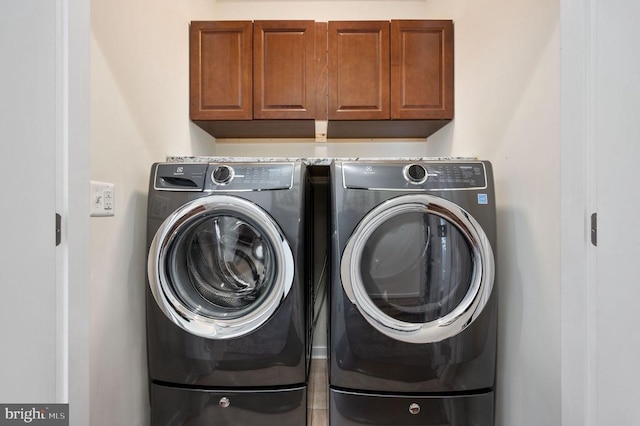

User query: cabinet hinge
[590,212,597,247]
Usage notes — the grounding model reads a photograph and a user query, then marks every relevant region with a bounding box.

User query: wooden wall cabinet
[326,19,453,138]
[190,21,252,121]
[253,20,317,119]
[391,20,454,120]
[190,20,319,137]
[190,19,454,139]
[328,21,390,120]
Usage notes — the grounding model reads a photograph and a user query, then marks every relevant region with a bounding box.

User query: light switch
[90,180,115,217]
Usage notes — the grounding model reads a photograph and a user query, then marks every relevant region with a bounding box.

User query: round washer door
[148,195,294,339]
[340,194,494,344]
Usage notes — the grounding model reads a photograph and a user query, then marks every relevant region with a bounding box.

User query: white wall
[90,1,560,426]
[90,1,216,425]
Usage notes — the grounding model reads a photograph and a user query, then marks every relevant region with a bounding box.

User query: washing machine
[329,160,497,426]
[146,161,312,425]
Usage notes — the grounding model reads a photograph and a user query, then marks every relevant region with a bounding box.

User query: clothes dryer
[146,161,311,425]
[329,160,497,426]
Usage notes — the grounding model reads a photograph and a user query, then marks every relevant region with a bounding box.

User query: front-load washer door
[340,194,494,344]
[148,195,294,339]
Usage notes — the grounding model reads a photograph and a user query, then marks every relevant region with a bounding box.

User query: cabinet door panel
[254,21,316,119]
[391,20,454,119]
[328,21,390,120]
[190,21,252,120]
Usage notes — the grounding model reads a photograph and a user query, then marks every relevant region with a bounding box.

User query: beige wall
[90,1,560,425]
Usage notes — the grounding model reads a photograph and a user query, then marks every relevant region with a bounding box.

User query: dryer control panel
[342,162,487,191]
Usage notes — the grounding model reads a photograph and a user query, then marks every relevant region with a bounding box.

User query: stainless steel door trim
[340,194,494,344]
[148,195,294,339]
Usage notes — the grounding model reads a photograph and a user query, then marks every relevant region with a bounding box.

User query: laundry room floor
[309,358,328,425]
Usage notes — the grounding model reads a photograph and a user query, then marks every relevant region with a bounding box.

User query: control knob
[212,165,233,185]
[404,164,428,184]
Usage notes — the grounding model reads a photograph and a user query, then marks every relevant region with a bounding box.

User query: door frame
[560,0,597,424]
[0,0,89,421]
[62,0,91,423]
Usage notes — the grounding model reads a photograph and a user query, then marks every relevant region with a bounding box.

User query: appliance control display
[343,162,487,190]
[205,163,294,191]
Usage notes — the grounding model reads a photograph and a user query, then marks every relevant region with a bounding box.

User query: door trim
[560,0,598,424]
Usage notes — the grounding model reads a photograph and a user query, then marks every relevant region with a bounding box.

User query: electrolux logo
[0,405,68,426]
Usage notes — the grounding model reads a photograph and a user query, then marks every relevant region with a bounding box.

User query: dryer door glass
[340,194,494,344]
[148,195,294,339]
[360,212,474,324]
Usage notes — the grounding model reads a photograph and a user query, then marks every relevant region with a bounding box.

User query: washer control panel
[343,161,487,190]
[153,162,295,192]
[205,162,294,191]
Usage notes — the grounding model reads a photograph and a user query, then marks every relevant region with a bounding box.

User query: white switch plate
[90,180,115,217]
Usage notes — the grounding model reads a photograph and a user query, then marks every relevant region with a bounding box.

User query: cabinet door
[391,20,454,119]
[190,21,252,120]
[328,21,390,120]
[253,21,316,119]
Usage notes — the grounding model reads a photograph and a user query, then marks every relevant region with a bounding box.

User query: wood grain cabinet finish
[391,20,454,120]
[190,21,252,120]
[328,20,453,121]
[253,20,316,119]
[189,19,454,139]
[326,19,453,138]
[328,21,390,120]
